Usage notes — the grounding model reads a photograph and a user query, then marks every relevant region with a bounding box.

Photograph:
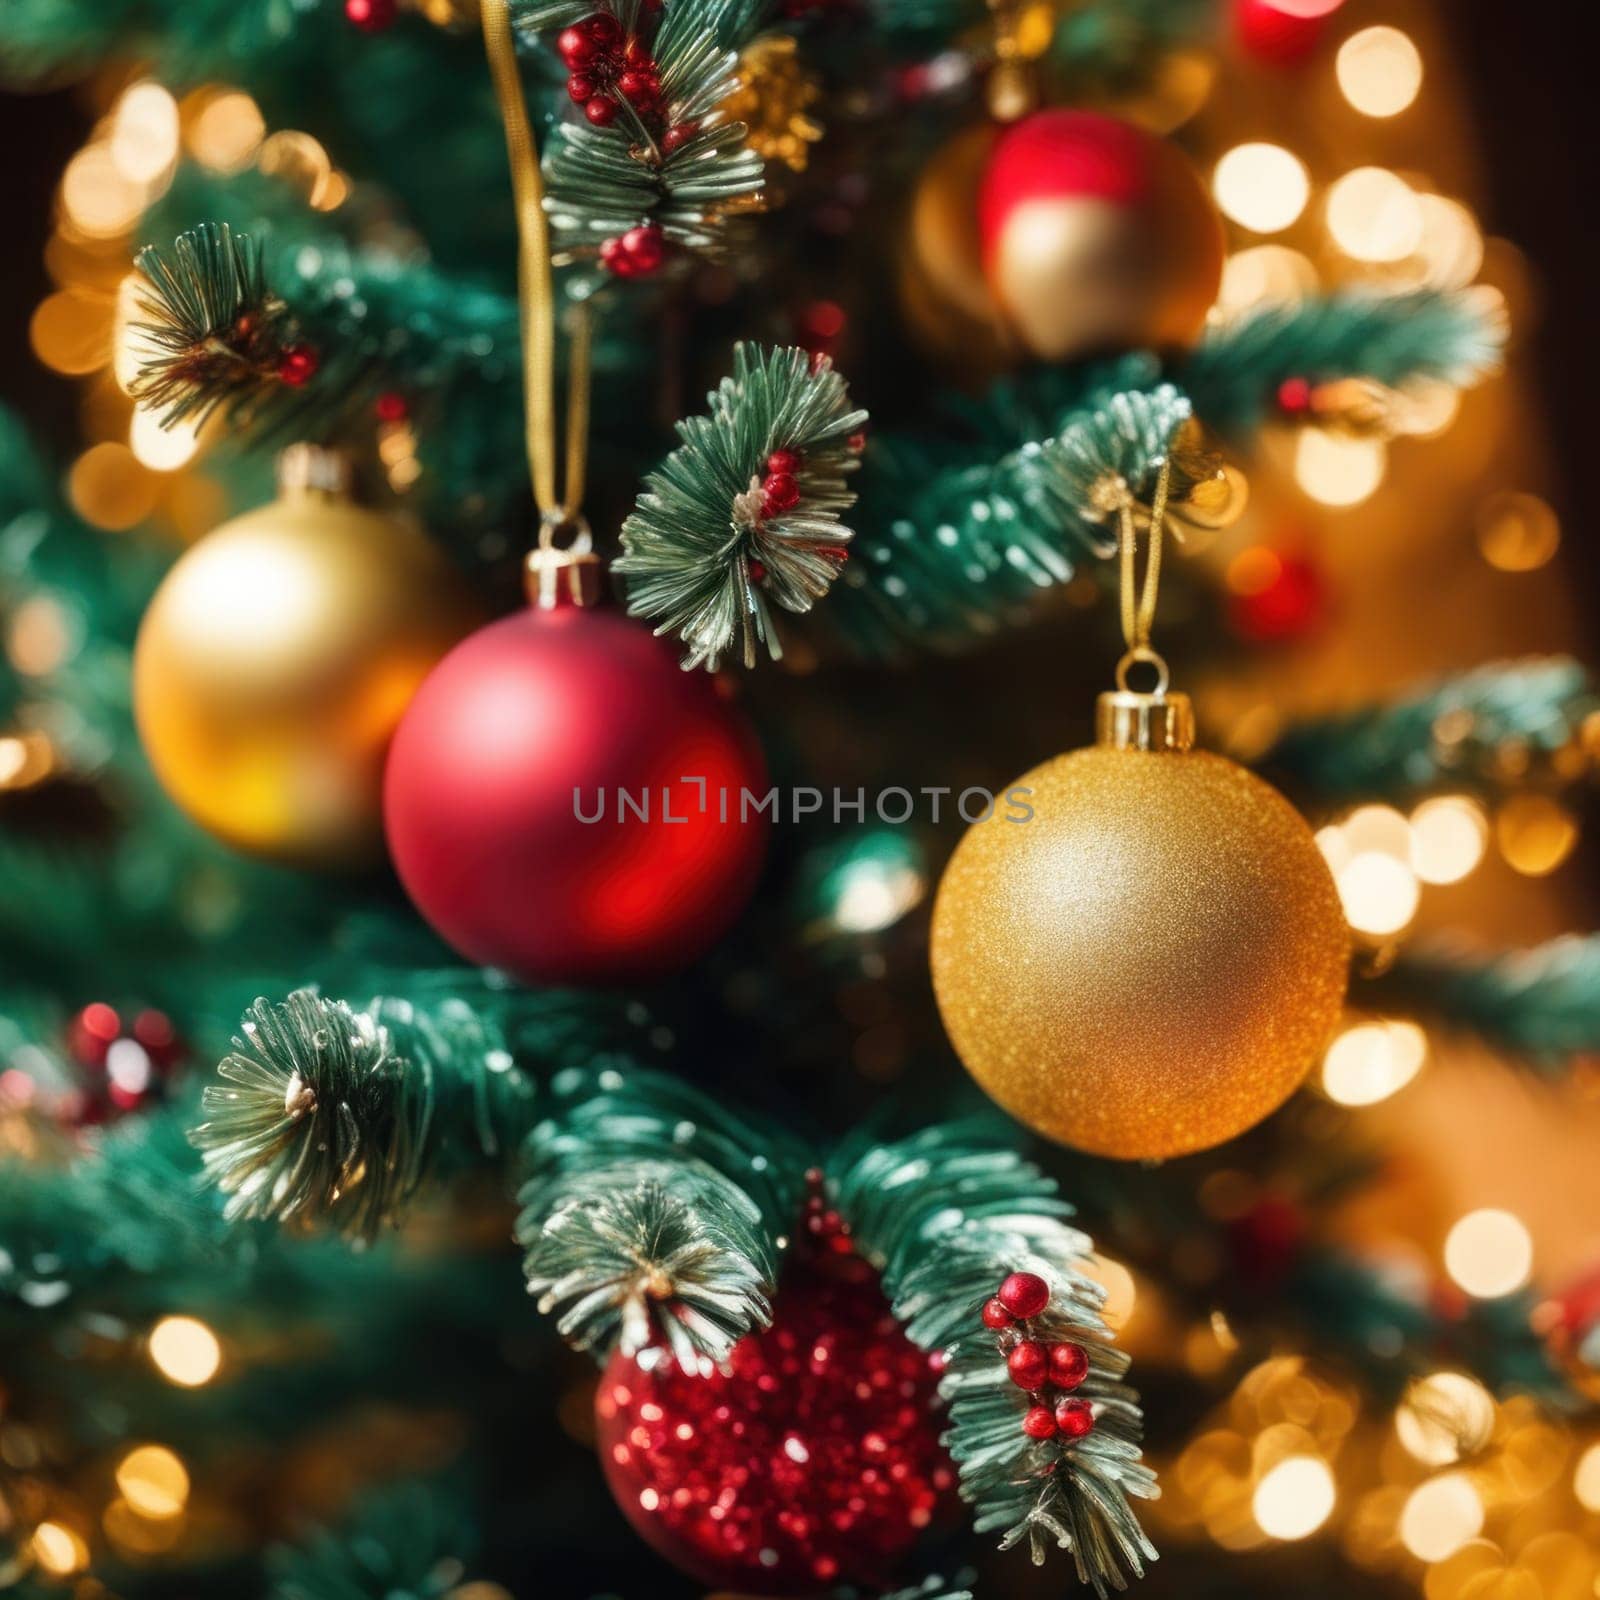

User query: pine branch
[1182,289,1504,433]
[189,984,604,1239]
[837,383,1215,654]
[831,292,1501,655]
[879,1578,975,1600]
[270,1479,478,1600]
[1372,934,1600,1071]
[516,1065,809,1367]
[130,219,522,452]
[615,343,868,668]
[517,0,768,261]
[1263,657,1596,805]
[830,1124,1158,1595]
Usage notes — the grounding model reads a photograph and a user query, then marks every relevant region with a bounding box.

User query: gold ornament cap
[1096,689,1194,752]
[276,442,353,501]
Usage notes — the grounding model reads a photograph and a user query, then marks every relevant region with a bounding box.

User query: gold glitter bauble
[134,446,480,868]
[931,693,1348,1161]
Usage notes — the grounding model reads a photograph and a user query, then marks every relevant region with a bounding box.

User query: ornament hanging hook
[1114,449,1176,688]
[481,0,593,524]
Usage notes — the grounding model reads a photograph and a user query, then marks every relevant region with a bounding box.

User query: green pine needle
[1377,933,1600,1070]
[1264,656,1595,805]
[191,992,425,1240]
[130,223,297,426]
[830,1124,1158,1595]
[616,343,868,668]
[516,1065,809,1366]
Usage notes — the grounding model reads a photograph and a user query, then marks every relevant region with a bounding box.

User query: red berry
[661,122,697,154]
[585,95,620,126]
[1021,1405,1057,1440]
[766,448,802,476]
[345,0,397,31]
[1054,1398,1095,1439]
[568,73,597,102]
[847,430,868,453]
[586,11,622,46]
[1006,1340,1048,1391]
[375,391,409,424]
[620,224,664,271]
[557,25,597,63]
[762,473,801,516]
[1048,1341,1090,1390]
[981,1297,1014,1330]
[132,1009,181,1070]
[276,345,319,387]
[617,70,656,105]
[747,559,767,584]
[1277,376,1313,414]
[997,1272,1050,1321]
[68,1002,121,1070]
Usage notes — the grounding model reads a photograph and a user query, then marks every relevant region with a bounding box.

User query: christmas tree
[2,2,1596,1597]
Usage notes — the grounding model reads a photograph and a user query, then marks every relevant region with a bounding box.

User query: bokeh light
[131,406,202,472]
[60,143,146,239]
[1408,797,1487,884]
[1399,1473,1484,1562]
[1213,144,1311,234]
[1216,245,1319,313]
[69,442,160,531]
[1322,1020,1427,1106]
[1294,431,1386,507]
[1476,491,1560,573]
[110,82,180,184]
[1336,852,1419,938]
[1575,1442,1600,1512]
[1252,1455,1336,1539]
[29,1522,89,1577]
[149,1315,222,1385]
[1336,27,1423,118]
[1326,168,1424,262]
[1495,794,1578,877]
[185,90,266,174]
[116,1445,191,1518]
[1395,1373,1496,1466]
[1444,1210,1532,1299]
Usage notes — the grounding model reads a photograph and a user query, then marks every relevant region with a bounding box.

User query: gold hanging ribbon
[1114,453,1175,695]
[480,0,591,523]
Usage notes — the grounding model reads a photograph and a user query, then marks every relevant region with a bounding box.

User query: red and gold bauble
[977,110,1224,363]
[134,446,480,869]
[383,539,768,986]
[595,1249,955,1594]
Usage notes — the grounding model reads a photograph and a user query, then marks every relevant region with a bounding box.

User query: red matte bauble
[976,110,1223,362]
[1232,0,1344,65]
[383,603,767,986]
[594,1255,956,1594]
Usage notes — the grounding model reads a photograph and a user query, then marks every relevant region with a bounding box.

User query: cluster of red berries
[760,447,804,519]
[598,223,666,278]
[981,1271,1096,1445]
[558,12,663,127]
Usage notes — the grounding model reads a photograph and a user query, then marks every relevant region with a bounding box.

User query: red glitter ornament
[594,1253,956,1594]
[997,1271,1050,1320]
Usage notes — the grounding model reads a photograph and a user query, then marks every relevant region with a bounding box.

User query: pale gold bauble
[930,692,1348,1161]
[134,446,480,868]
